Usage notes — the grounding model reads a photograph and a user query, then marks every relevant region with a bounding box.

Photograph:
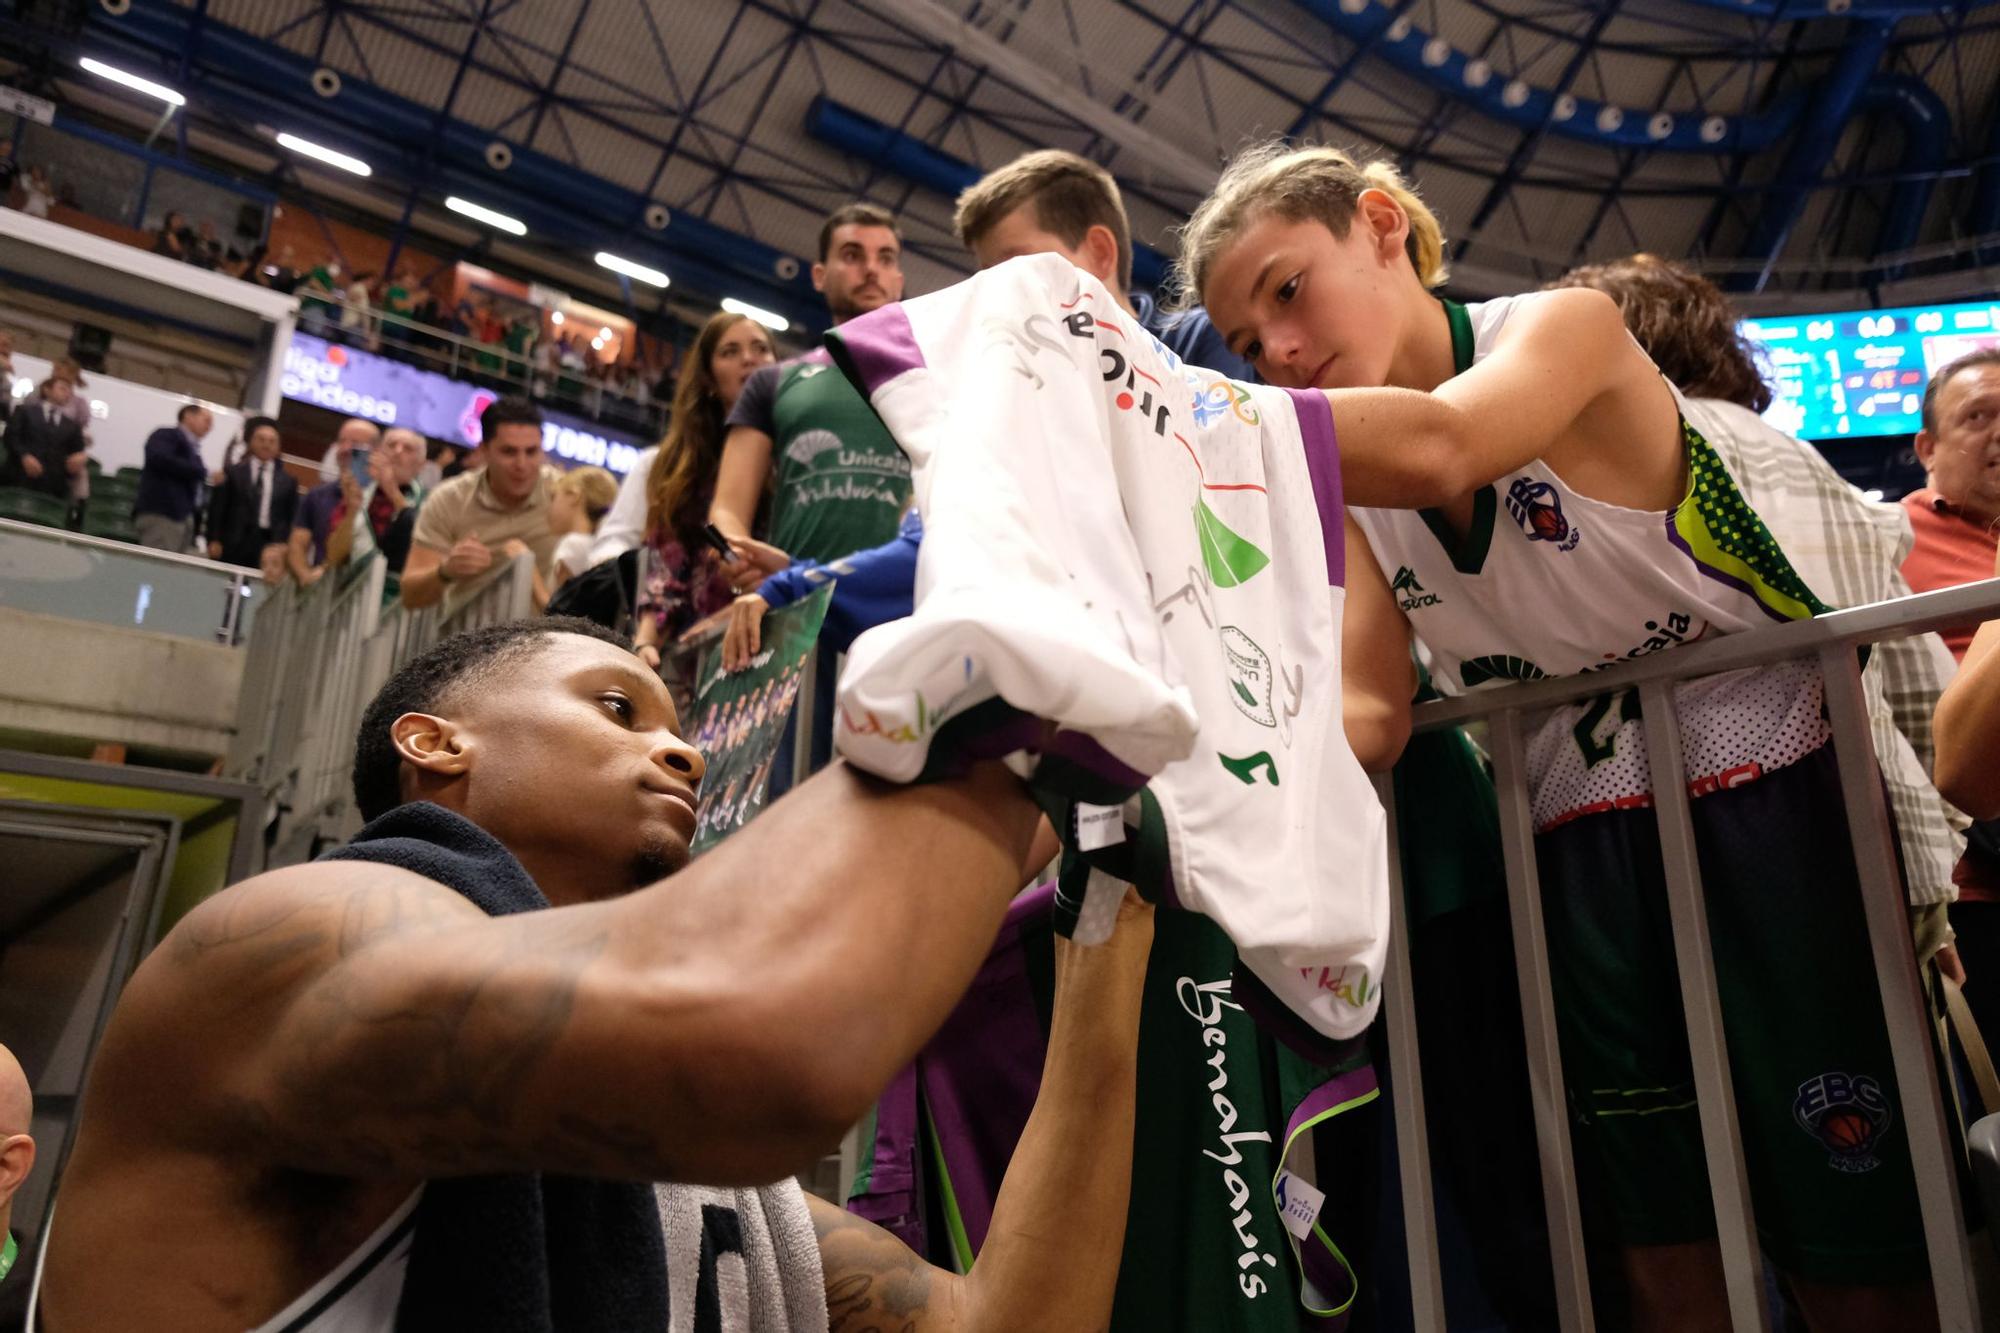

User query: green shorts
[1536,743,1931,1285]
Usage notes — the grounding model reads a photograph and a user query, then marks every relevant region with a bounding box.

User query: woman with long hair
[632,309,783,670]
[1185,144,1934,1333]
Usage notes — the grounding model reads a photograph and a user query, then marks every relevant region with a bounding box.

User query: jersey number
[1571,690,1639,769]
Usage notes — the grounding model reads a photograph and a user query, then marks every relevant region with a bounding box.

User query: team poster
[687,583,833,854]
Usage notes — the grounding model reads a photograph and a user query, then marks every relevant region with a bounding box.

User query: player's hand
[723,594,769,672]
[445,536,493,579]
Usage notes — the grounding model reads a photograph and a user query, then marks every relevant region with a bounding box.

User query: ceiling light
[275,131,372,177]
[594,251,669,288]
[80,57,185,107]
[550,311,565,325]
[721,297,790,333]
[445,196,527,236]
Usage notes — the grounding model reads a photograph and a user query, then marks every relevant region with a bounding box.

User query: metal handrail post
[1636,681,1771,1332]
[1374,773,1447,1333]
[1488,709,1597,1333]
[1818,645,1982,1331]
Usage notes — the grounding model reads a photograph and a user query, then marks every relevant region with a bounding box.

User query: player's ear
[391,712,472,778]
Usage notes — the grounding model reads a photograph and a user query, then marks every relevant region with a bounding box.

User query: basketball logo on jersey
[1793,1071,1892,1173]
[1505,477,1582,552]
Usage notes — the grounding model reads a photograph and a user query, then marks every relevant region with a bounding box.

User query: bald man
[293,418,383,585]
[0,1044,34,1287]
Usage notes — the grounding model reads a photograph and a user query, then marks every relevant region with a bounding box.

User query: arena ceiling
[5,0,2000,332]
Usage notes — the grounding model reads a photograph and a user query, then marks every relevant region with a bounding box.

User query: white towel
[656,1179,829,1333]
[825,254,1390,1050]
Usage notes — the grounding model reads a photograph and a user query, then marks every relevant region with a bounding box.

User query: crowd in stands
[23,140,2000,1333]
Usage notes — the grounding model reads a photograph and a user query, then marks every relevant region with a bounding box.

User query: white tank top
[1350,292,1833,831]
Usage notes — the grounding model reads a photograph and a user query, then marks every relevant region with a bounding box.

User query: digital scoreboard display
[1740,297,2000,442]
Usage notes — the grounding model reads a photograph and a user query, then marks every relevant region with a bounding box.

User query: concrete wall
[0,608,241,759]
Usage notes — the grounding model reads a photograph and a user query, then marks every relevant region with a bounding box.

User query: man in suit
[2,376,86,500]
[133,404,215,553]
[206,416,298,568]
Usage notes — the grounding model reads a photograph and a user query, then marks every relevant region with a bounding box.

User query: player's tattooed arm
[809,1194,961,1333]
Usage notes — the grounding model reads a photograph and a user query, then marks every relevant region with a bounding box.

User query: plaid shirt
[1686,398,1963,906]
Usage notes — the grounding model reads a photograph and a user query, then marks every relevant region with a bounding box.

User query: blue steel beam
[1457,1,1620,257]
[1735,22,1896,290]
[1288,0,1810,153]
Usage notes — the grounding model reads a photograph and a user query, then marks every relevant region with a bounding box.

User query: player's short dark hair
[243,415,280,440]
[479,394,544,444]
[352,617,633,823]
[817,202,900,262]
[1922,346,2000,434]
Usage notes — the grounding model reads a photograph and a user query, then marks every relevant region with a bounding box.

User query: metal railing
[0,517,263,644]
[227,551,538,866]
[302,292,669,436]
[1380,577,2000,1333]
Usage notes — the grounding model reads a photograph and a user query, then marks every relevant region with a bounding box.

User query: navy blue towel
[320,802,671,1331]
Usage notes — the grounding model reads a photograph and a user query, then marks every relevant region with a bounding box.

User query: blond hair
[554,465,619,528]
[954,150,1134,293]
[1177,142,1448,304]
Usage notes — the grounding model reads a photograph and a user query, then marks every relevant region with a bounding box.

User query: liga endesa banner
[687,583,833,853]
[279,333,645,475]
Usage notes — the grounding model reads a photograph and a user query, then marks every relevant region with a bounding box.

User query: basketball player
[35,619,1146,1330]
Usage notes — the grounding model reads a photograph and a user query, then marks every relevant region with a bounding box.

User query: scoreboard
[1740,297,2000,442]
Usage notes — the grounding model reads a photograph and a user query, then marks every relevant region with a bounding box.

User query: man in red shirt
[1903,347,2000,659]
[1904,346,2000,1037]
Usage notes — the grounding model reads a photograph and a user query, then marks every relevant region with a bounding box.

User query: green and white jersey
[1351,293,1833,831]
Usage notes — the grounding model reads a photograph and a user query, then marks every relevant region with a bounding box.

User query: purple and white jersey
[825,254,1389,1047]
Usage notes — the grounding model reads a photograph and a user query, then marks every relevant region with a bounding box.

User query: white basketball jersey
[1350,293,1833,831]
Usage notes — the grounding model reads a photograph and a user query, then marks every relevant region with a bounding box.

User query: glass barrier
[0,518,263,643]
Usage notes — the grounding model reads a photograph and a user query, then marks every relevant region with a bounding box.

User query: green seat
[80,518,138,543]
[0,487,71,527]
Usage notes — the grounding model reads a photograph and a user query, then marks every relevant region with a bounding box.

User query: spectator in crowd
[953,148,1253,379]
[151,211,188,261]
[1901,345,2000,1041]
[1,376,84,500]
[0,141,17,203]
[20,166,51,219]
[401,396,561,612]
[327,424,428,602]
[381,265,416,345]
[263,243,303,294]
[545,464,618,597]
[298,259,342,335]
[291,418,380,584]
[38,617,1143,1332]
[315,414,381,485]
[1937,552,2000,816]
[0,1044,34,1298]
[625,311,782,671]
[205,416,299,568]
[191,220,228,271]
[1554,256,1964,969]
[712,202,914,566]
[339,269,376,350]
[1903,347,2000,659]
[0,330,12,384]
[1186,140,1934,1333]
[131,403,213,551]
